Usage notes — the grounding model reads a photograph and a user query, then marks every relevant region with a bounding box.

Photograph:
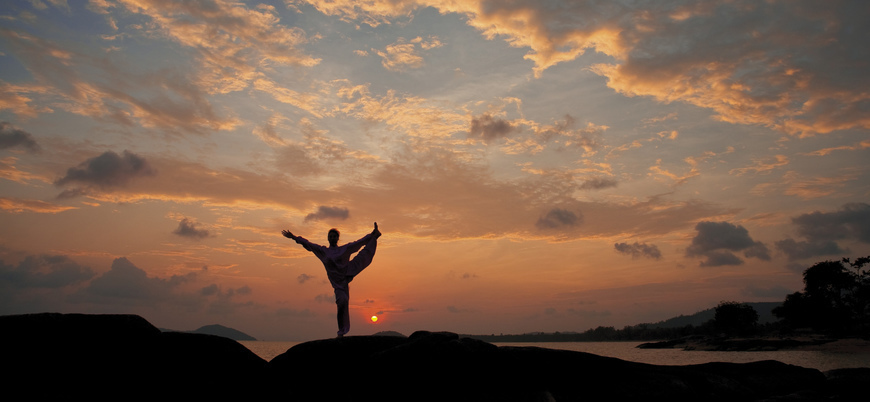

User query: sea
[239,340,870,372]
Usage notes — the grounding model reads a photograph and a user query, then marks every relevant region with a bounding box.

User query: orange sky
[1,0,869,341]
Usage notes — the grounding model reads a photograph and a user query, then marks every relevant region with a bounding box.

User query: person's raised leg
[346,235,378,278]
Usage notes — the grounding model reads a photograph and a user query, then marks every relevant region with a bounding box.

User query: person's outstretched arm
[282,230,325,257]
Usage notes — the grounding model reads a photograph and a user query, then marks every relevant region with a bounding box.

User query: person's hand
[372,222,381,238]
[282,230,295,239]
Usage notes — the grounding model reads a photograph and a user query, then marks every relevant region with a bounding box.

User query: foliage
[773,256,870,336]
[713,301,758,336]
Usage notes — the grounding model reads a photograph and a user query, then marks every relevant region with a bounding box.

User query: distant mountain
[645,302,782,329]
[182,324,256,341]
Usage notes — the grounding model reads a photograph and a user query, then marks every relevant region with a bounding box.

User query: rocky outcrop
[1,313,864,401]
[265,330,832,402]
[1,313,266,399]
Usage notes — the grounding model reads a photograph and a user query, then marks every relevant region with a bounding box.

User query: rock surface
[2,313,865,401]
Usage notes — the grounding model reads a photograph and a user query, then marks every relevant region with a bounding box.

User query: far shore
[789,337,870,353]
[635,336,870,353]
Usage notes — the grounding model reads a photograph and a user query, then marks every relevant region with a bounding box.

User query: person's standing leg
[334,286,350,337]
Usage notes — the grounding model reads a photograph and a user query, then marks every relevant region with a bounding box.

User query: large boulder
[0,313,266,399]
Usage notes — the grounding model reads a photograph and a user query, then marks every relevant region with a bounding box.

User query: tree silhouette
[713,301,758,336]
[774,256,870,335]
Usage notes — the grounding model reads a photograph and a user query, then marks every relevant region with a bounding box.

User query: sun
[370,315,378,323]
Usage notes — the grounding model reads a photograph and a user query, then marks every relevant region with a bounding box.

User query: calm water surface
[240,340,870,372]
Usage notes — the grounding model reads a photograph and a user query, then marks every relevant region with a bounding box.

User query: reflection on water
[240,340,870,371]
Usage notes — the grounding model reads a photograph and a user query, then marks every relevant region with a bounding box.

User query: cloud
[376,40,423,71]
[469,113,519,143]
[686,221,770,267]
[775,202,870,261]
[0,254,95,289]
[614,242,662,260]
[0,197,76,214]
[304,206,350,222]
[531,115,606,154]
[79,257,196,305]
[274,120,382,177]
[0,122,40,152]
[94,0,320,94]
[536,208,581,229]
[54,150,155,197]
[297,273,314,284]
[0,157,49,184]
[579,177,617,190]
[587,1,870,136]
[298,1,869,135]
[774,238,845,262]
[0,28,241,134]
[173,218,212,239]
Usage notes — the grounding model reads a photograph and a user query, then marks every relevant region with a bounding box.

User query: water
[240,340,870,372]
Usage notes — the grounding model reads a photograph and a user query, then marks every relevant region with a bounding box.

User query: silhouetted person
[283,223,381,337]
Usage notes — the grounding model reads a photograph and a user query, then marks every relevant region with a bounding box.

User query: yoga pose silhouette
[283,223,381,337]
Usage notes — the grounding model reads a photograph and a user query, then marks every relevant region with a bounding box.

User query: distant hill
[162,324,256,341]
[644,302,782,329]
[466,301,786,342]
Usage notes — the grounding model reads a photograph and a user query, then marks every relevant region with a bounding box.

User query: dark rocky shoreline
[2,313,866,401]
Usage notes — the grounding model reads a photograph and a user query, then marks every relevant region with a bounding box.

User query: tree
[773,256,870,335]
[713,301,758,336]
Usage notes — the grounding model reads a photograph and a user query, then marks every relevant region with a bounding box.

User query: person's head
[327,228,340,246]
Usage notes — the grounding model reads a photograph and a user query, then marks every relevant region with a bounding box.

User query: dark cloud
[775,238,846,261]
[304,205,349,222]
[536,208,581,229]
[54,150,155,197]
[614,242,662,260]
[793,202,870,243]
[775,202,870,261]
[686,221,770,267]
[469,113,519,143]
[0,254,95,289]
[0,122,40,152]
[173,218,211,239]
[201,283,219,296]
[447,305,472,313]
[297,273,314,284]
[579,177,618,190]
[80,257,195,304]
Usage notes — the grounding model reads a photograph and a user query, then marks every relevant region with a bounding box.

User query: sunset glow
[0,1,868,341]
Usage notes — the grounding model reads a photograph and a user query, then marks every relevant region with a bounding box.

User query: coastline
[790,337,870,353]
[638,336,870,353]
